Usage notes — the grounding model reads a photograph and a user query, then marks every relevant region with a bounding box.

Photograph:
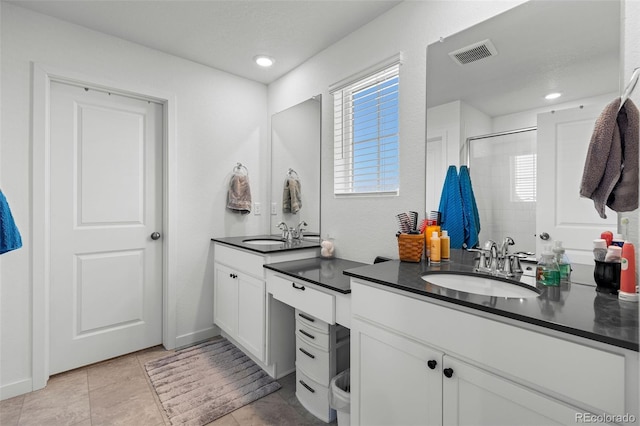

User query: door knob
[539,232,550,241]
[443,368,454,378]
[150,232,161,240]
[427,360,437,370]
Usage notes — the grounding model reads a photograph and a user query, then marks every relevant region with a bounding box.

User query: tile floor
[0,341,335,426]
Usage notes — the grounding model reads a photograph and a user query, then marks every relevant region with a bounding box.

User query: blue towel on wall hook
[0,190,22,254]
[438,166,465,248]
[459,165,481,249]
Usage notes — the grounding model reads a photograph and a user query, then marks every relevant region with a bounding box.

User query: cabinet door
[442,356,588,426]
[351,318,443,426]
[237,273,266,361]
[213,263,238,335]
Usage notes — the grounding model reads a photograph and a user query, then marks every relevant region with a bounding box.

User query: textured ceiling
[426,1,620,117]
[9,0,402,84]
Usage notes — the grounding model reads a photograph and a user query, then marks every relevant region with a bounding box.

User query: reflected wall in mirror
[425,0,629,264]
[270,96,321,238]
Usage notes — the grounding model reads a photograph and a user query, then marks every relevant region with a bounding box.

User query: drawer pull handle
[298,312,315,322]
[292,283,306,291]
[299,380,315,393]
[299,329,315,340]
[299,348,315,359]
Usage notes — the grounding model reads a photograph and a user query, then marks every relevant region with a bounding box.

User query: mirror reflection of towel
[580,98,639,218]
[0,190,22,254]
[283,178,302,213]
[227,174,252,214]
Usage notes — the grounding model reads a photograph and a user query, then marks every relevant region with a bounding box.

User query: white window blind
[332,62,400,195]
[511,153,537,202]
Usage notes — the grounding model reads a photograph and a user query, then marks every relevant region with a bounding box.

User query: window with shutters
[511,153,537,202]
[332,62,400,195]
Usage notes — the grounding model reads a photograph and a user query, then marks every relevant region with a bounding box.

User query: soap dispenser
[552,241,571,282]
[537,247,560,287]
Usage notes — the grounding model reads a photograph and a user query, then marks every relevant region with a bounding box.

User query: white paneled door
[49,81,163,374]
[537,102,617,265]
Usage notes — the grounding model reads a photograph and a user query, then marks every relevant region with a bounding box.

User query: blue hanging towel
[459,165,481,249]
[0,190,22,255]
[438,166,465,248]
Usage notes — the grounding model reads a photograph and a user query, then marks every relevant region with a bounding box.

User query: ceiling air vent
[448,39,498,65]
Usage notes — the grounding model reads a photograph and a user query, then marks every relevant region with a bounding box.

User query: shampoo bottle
[430,231,441,264]
[440,230,450,262]
[552,241,571,282]
[619,242,638,302]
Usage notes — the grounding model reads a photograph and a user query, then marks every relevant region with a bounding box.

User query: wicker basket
[397,233,424,262]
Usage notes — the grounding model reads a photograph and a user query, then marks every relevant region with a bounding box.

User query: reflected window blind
[512,154,537,202]
[332,63,400,195]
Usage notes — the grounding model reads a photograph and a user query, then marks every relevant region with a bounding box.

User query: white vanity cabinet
[212,242,318,375]
[213,249,266,361]
[351,279,638,426]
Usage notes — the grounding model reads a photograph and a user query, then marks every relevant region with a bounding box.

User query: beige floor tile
[230,391,310,426]
[136,345,176,366]
[0,394,25,426]
[90,374,164,426]
[205,413,241,426]
[87,352,145,391]
[18,368,90,426]
[19,393,90,426]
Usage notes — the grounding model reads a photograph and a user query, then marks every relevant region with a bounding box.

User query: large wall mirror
[425,0,632,264]
[270,96,321,238]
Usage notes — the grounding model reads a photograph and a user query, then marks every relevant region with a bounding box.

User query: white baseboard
[174,326,219,349]
[0,378,33,401]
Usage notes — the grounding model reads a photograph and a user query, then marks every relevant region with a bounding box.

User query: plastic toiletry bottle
[440,230,450,262]
[536,248,560,287]
[552,241,571,282]
[430,231,441,264]
[619,242,638,302]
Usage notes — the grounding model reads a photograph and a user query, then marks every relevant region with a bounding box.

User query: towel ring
[287,168,299,179]
[233,162,249,175]
[619,67,640,112]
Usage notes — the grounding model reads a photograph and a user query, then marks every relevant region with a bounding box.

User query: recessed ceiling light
[254,55,274,68]
[545,92,562,100]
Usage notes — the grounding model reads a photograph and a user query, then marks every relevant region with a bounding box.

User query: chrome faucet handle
[295,221,308,240]
[276,222,289,240]
[511,255,523,273]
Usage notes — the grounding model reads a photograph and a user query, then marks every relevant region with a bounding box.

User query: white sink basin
[422,273,540,299]
[242,238,284,245]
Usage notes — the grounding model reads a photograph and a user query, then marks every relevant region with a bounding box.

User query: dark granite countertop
[264,257,367,294]
[211,235,320,254]
[344,249,639,351]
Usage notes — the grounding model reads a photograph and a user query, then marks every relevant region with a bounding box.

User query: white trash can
[330,369,350,425]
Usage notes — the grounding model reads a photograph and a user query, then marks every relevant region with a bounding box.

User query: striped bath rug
[145,338,281,425]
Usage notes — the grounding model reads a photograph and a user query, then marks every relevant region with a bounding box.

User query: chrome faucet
[469,238,519,277]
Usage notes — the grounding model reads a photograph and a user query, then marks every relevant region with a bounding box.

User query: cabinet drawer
[296,321,330,349]
[267,274,335,324]
[296,366,335,423]
[214,244,264,278]
[296,309,330,333]
[296,337,331,387]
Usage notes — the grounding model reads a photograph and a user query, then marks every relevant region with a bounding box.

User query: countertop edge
[344,269,639,352]
[211,236,321,254]
[264,263,351,294]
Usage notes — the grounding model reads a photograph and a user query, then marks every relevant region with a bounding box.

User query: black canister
[593,260,621,294]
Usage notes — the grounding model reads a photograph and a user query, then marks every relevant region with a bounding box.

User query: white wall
[1,3,268,398]
[268,0,526,263]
